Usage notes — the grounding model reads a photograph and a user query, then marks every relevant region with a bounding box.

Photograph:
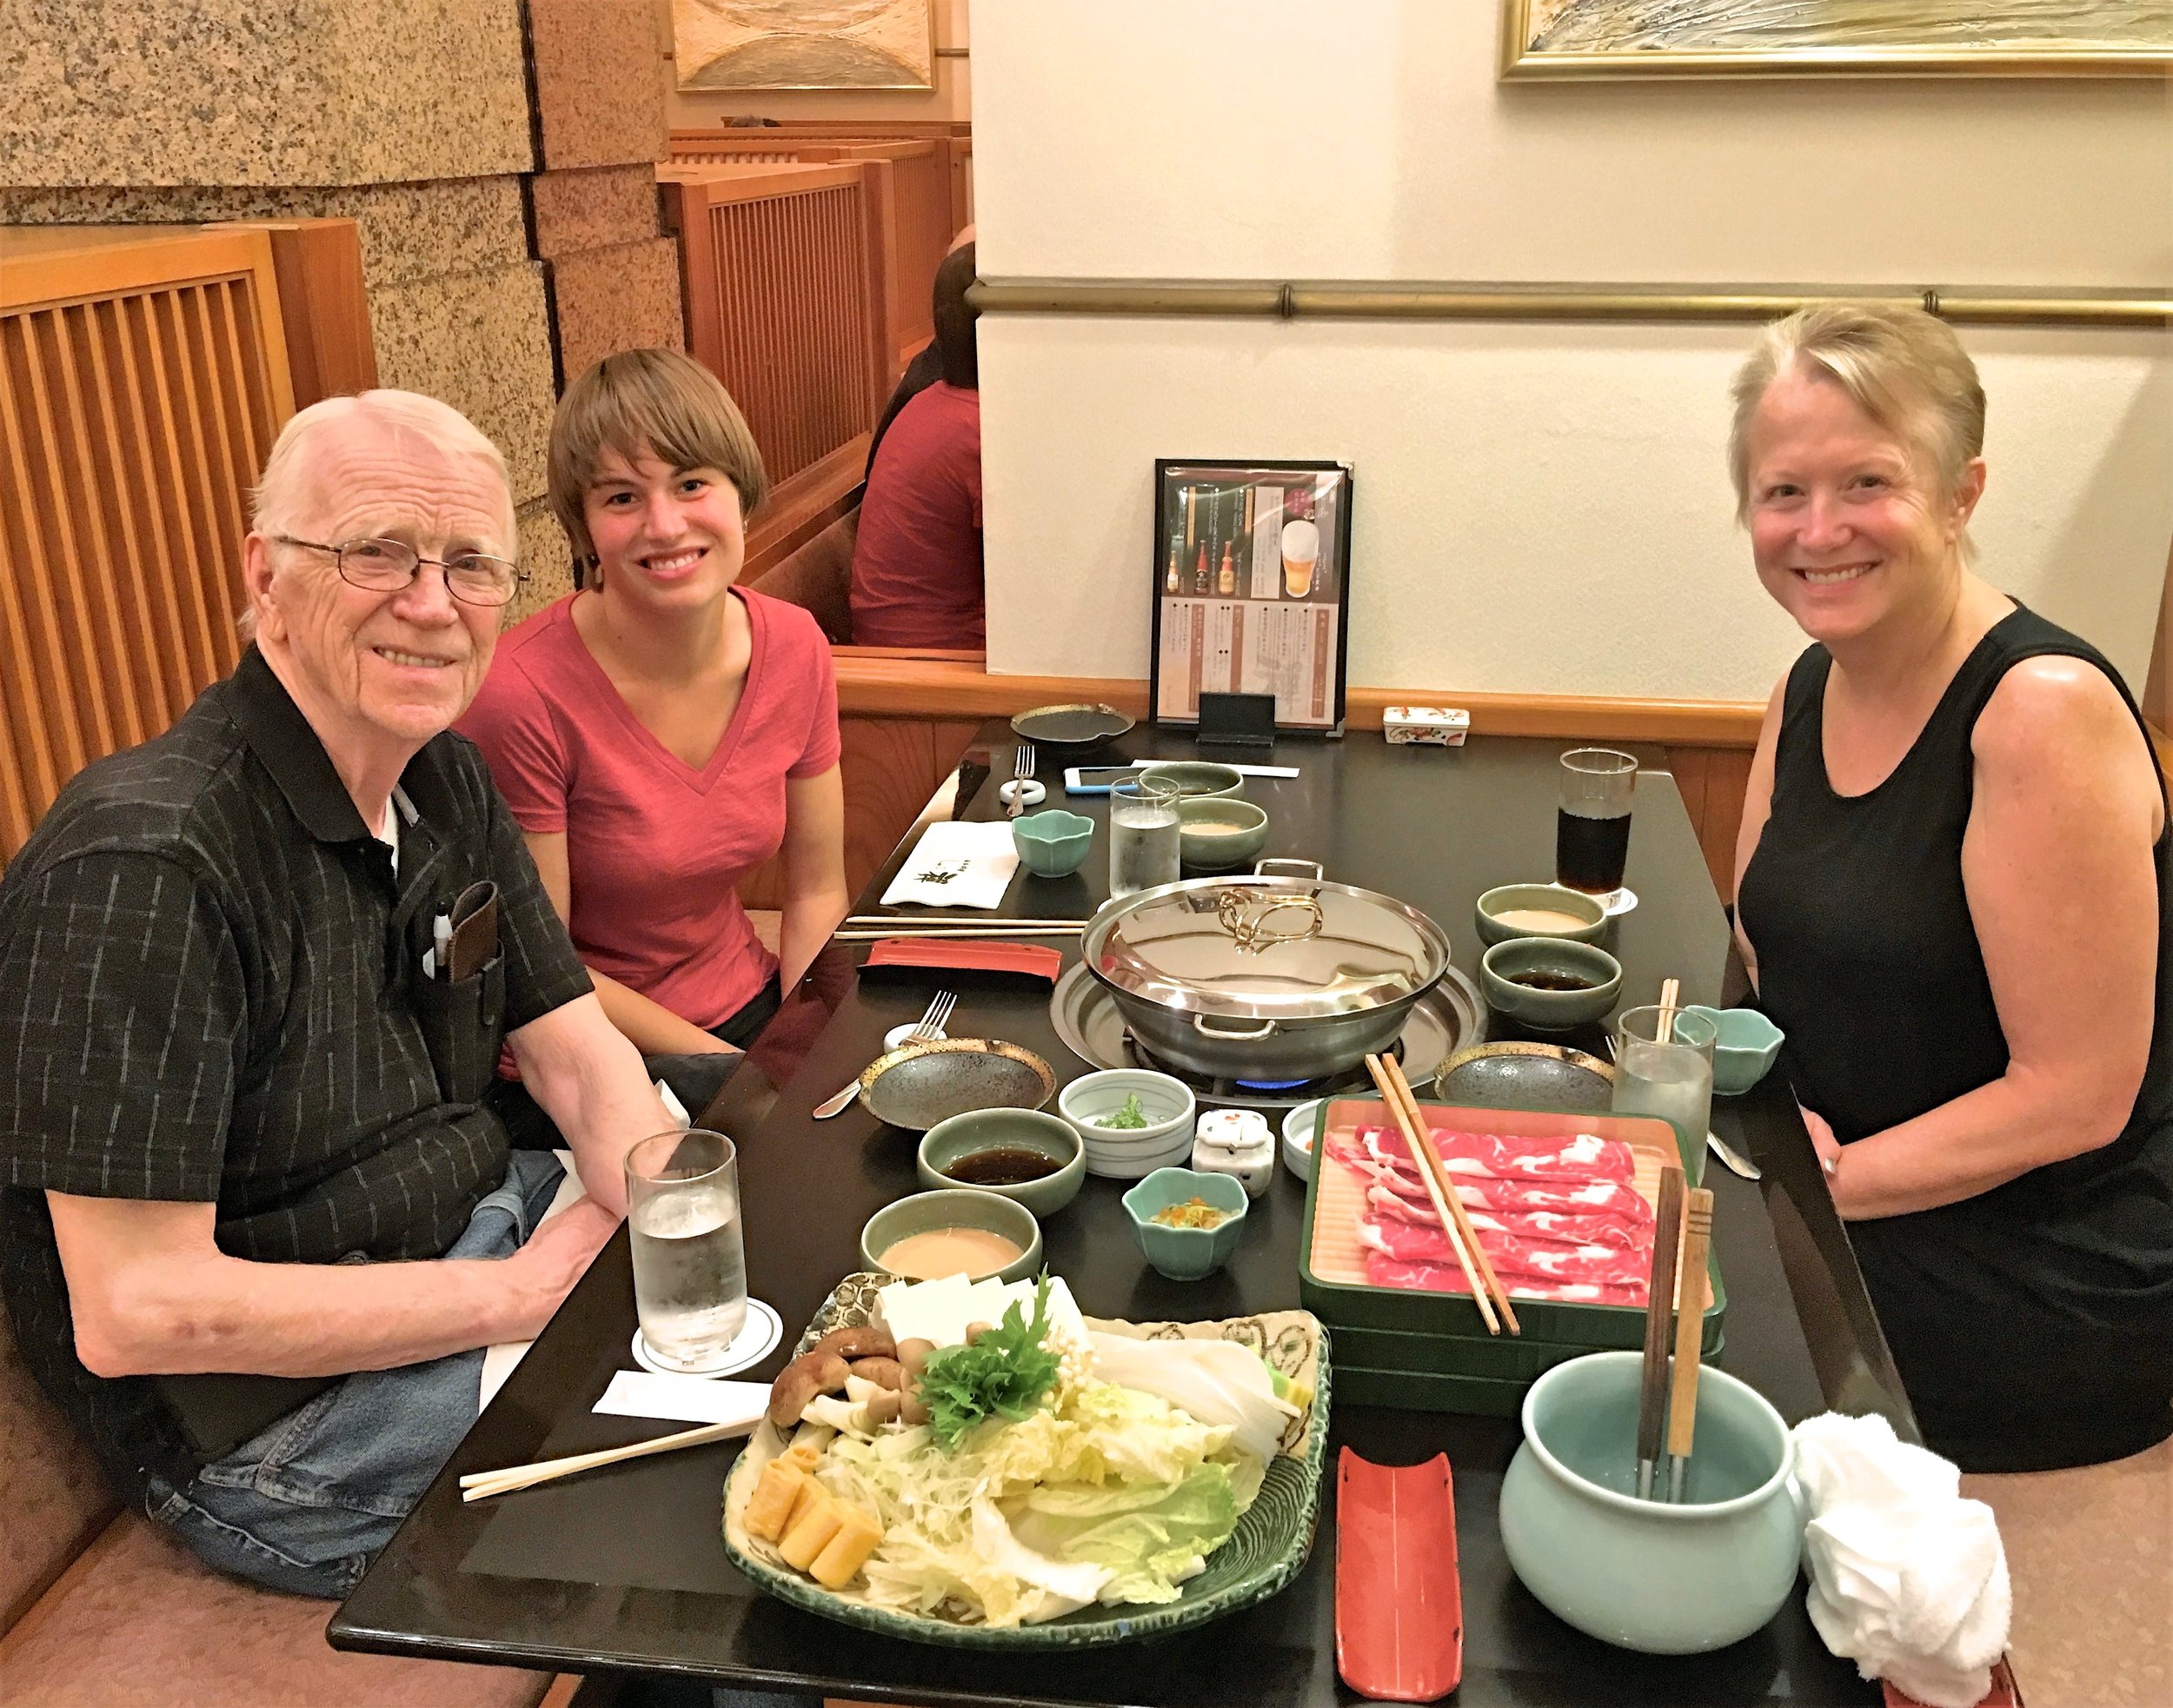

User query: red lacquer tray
[1335,1449,1464,1701]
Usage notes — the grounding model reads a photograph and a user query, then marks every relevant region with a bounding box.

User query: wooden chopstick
[845,916,1085,927]
[1658,976,1681,1044]
[1381,1053,1521,1335]
[1364,1053,1498,1336]
[1665,1187,1715,1502]
[835,926,1082,940]
[458,1418,756,1502]
[1636,1163,1686,1502]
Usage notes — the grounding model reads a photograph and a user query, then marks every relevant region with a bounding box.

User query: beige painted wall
[662,0,968,126]
[972,0,2173,700]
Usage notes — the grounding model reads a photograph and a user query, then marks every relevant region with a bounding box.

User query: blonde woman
[462,350,847,1083]
[1731,303,2170,1472]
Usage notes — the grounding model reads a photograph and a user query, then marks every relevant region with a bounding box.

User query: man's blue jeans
[143,1149,567,1598]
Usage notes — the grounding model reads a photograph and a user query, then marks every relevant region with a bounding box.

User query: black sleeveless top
[1738,606,2173,1472]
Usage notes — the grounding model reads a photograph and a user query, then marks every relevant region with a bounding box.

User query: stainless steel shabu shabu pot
[1080,860,1453,1081]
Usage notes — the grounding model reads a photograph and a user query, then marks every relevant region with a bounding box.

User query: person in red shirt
[461,349,847,1087]
[850,243,985,648]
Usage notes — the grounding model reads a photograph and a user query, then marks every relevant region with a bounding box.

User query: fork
[1006,745,1036,818]
[812,991,957,1120]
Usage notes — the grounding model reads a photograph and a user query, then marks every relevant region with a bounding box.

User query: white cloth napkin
[1792,1412,2010,1708]
[879,820,1020,910]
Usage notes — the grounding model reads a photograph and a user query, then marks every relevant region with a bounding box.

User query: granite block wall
[526,0,684,398]
[2,0,687,618]
[0,0,531,189]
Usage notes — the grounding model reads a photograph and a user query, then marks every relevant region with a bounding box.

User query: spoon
[1705,1131,1762,1181]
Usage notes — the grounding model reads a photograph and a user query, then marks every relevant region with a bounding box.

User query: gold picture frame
[674,0,937,92]
[1499,0,2173,78]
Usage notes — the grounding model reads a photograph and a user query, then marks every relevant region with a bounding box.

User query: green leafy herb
[1097,1093,1149,1130]
[915,1274,1061,1451]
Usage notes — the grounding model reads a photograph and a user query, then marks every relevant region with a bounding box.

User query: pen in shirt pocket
[431,908,452,981]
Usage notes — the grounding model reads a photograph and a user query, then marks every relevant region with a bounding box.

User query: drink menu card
[1150,460,1352,734]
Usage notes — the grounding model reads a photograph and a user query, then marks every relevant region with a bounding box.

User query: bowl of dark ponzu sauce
[1480,937,1623,1029]
[917,1107,1086,1217]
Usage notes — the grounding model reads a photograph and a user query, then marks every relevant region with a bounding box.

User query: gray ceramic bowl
[1012,809,1094,877]
[859,1188,1042,1284]
[1474,883,1609,947]
[1499,1351,1803,1654]
[1135,761,1245,801]
[1177,797,1270,871]
[1683,1005,1785,1096]
[1479,938,1624,1030]
[917,1108,1086,1217]
[1120,1167,1249,1280]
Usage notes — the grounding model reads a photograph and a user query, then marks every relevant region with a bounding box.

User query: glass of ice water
[1611,1006,1718,1183]
[625,1127,748,1372]
[1109,779,1180,897]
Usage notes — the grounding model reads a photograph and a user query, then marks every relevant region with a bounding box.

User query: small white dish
[631,1297,781,1378]
[1597,886,1638,918]
[883,1020,948,1050]
[1281,1098,1325,1181]
[997,779,1047,809]
[1060,1068,1196,1154]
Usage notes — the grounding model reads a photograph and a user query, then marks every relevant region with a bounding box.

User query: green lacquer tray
[721,1272,1332,1648]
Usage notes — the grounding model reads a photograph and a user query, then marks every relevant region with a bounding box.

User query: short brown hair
[548,349,769,575]
[1728,302,1985,523]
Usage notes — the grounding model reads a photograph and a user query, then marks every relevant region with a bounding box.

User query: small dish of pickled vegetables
[723,1270,1329,1646]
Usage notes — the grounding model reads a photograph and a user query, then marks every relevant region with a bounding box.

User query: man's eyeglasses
[272,535,526,608]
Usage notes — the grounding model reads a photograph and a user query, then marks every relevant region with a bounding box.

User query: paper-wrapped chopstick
[458,1417,755,1502]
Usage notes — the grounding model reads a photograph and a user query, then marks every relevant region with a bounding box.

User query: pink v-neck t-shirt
[459,588,841,1032]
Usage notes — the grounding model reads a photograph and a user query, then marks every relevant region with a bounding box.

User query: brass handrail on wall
[969,279,2172,329]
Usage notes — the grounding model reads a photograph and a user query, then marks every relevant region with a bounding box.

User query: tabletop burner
[1047,963,1486,1111]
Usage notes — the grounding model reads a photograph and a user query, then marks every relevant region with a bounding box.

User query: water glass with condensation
[1611,1007,1717,1184]
[625,1127,748,1372]
[1110,779,1181,898]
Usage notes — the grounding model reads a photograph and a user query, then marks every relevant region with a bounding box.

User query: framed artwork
[674,0,936,91]
[1150,462,1354,736]
[1499,0,2173,78]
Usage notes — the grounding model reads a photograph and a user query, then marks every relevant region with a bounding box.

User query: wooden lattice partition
[662,163,892,503]
[0,226,297,855]
[668,137,960,363]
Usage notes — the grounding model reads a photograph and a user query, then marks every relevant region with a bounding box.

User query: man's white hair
[251,389,516,547]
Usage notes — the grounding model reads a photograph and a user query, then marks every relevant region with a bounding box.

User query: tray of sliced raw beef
[1299,1100,1724,1414]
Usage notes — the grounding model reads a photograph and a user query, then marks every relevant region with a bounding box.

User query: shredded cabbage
[814,1378,1263,1626]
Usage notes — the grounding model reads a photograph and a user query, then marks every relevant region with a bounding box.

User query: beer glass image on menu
[1280,516,1320,598]
[1556,748,1637,895]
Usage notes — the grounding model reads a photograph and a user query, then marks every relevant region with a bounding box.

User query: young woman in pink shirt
[462,349,847,1076]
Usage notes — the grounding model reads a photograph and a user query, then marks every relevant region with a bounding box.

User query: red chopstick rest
[856,937,1064,986]
[1335,1449,1464,1702]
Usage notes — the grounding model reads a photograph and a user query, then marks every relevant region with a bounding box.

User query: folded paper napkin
[879,820,1021,910]
[1792,1412,2011,1708]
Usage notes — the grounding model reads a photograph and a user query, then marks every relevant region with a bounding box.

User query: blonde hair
[1728,302,1986,523]
[548,349,769,579]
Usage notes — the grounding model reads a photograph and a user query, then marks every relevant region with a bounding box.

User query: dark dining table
[330,726,1914,1705]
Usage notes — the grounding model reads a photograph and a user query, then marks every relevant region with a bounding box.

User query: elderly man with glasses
[0,390,674,1598]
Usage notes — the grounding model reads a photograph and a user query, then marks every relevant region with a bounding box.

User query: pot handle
[1193,1013,1279,1040]
[1254,857,1325,882]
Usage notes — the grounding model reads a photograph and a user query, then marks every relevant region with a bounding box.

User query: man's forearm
[510,994,673,1217]
[74,1243,542,1379]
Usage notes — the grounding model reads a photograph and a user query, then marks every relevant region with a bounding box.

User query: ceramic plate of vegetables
[722,1271,1330,1645]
